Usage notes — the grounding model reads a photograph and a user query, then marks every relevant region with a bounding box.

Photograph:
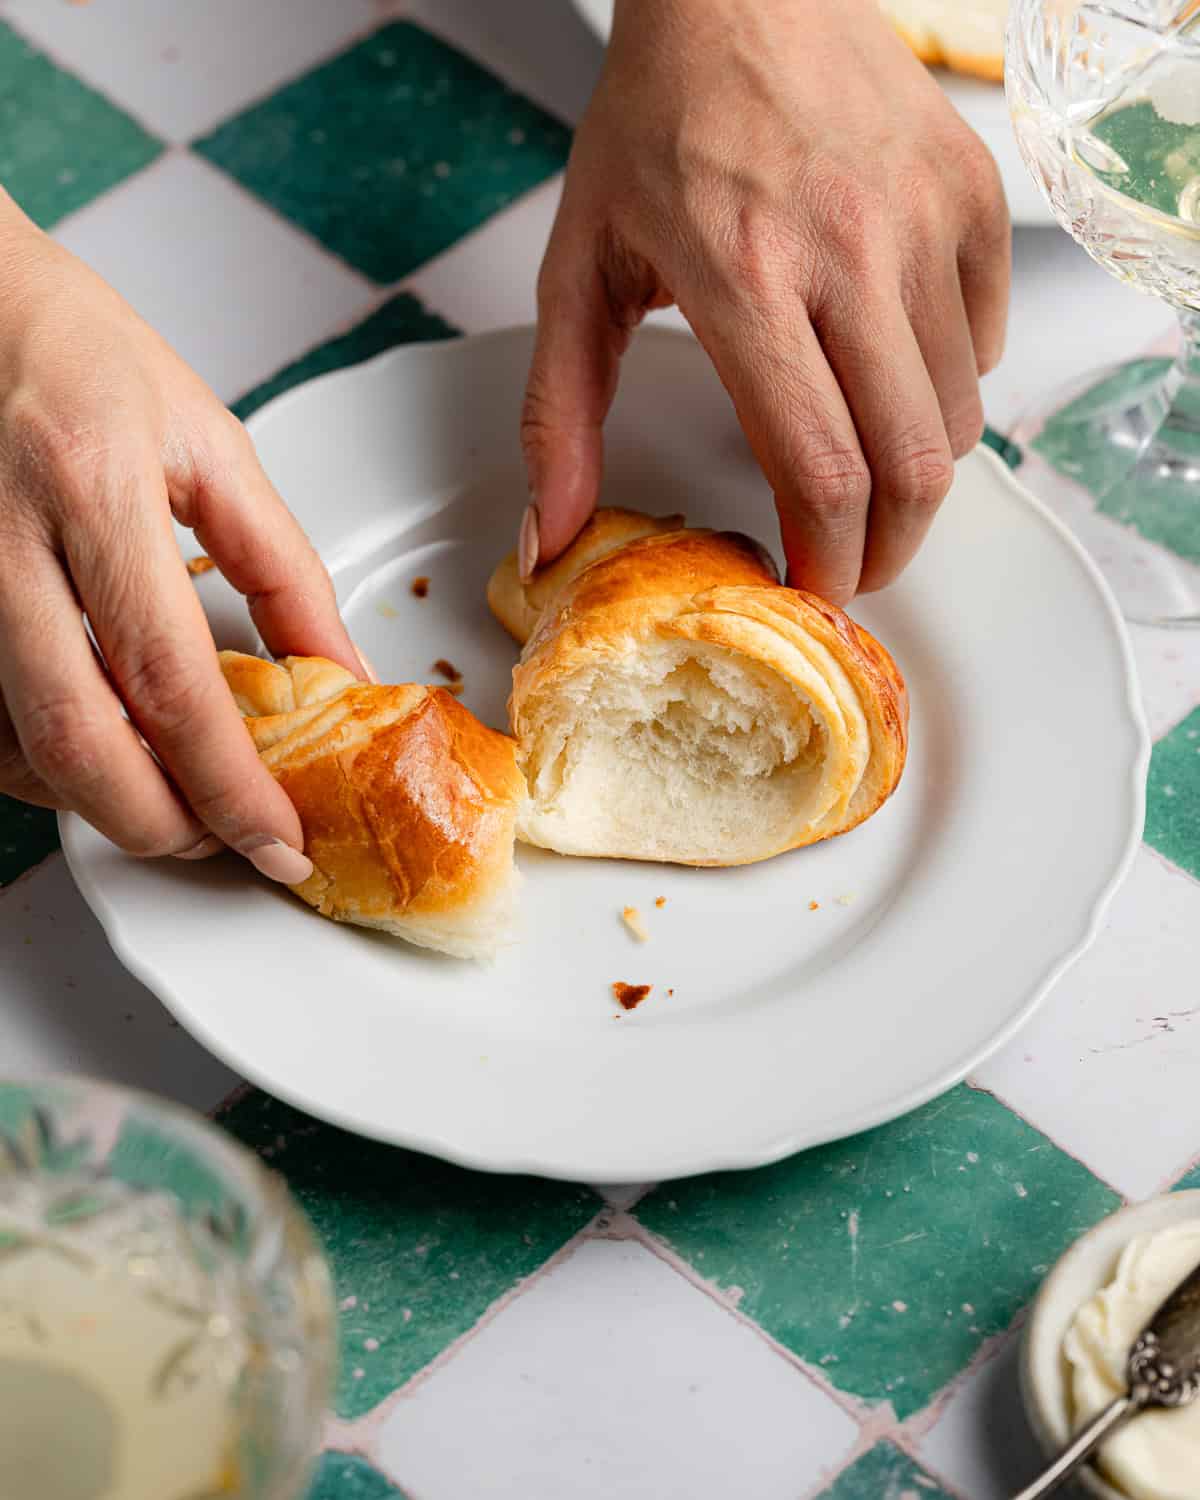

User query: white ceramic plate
[567,0,1054,227]
[62,326,1146,1181]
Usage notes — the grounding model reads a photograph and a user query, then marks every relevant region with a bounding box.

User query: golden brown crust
[487,508,686,644]
[218,653,524,953]
[491,516,908,864]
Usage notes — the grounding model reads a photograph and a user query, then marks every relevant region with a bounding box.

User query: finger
[0,548,210,854]
[957,163,1011,377]
[0,690,60,810]
[61,458,313,881]
[811,273,955,597]
[522,229,641,572]
[905,255,985,460]
[175,414,363,677]
[682,293,871,605]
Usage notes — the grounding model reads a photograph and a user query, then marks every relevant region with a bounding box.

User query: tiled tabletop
[0,4,1198,1498]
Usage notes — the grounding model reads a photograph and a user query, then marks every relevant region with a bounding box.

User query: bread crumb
[835,893,857,907]
[411,576,430,598]
[612,982,651,1012]
[667,988,674,997]
[377,602,399,620]
[808,900,820,911]
[654,896,667,909]
[433,658,462,682]
[622,906,649,942]
[186,555,215,577]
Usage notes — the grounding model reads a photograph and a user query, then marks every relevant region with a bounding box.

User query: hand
[0,192,362,880]
[521,0,1011,603]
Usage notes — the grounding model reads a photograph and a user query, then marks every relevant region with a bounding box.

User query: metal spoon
[1013,1254,1200,1498]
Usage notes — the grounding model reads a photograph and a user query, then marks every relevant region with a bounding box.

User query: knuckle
[724,202,801,301]
[805,168,886,272]
[115,641,206,742]
[795,438,871,511]
[884,429,955,509]
[4,394,113,508]
[21,696,101,792]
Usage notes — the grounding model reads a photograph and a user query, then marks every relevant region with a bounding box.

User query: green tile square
[0,20,162,229]
[218,1091,598,1420]
[0,796,59,887]
[309,1453,408,1500]
[1032,356,1200,566]
[195,21,571,283]
[1144,704,1200,882]
[816,1442,953,1500]
[233,292,459,422]
[637,1085,1120,1420]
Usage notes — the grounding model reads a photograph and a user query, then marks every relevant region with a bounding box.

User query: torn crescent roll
[488,511,907,867]
[879,0,1007,82]
[219,652,525,959]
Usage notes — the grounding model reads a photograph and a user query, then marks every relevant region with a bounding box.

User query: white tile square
[982,227,1174,435]
[972,847,1200,1199]
[4,0,378,143]
[375,1237,858,1500]
[407,181,691,342]
[918,1331,1044,1500]
[53,152,374,405]
[0,856,239,1112]
[405,0,602,129]
[407,177,562,334]
[1129,624,1200,741]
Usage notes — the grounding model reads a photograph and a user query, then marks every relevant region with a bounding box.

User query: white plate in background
[62,326,1145,1180]
[568,0,1053,227]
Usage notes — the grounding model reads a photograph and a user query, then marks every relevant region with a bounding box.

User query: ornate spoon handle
[1011,1395,1138,1500]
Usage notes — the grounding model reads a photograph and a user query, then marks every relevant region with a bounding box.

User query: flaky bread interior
[489,516,907,868]
[879,0,1007,81]
[219,652,525,959]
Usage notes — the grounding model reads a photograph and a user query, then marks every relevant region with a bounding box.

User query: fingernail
[241,837,314,886]
[518,503,540,583]
[355,645,380,684]
[174,834,224,861]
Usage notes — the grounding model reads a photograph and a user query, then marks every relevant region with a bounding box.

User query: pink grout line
[608,1211,886,1430]
[334,1203,616,1454]
[959,1079,1128,1205]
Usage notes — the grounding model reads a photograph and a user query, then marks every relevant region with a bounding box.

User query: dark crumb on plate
[433,658,462,682]
[612,982,651,1012]
[655,896,667,908]
[411,576,430,598]
[667,988,674,997]
[187,555,216,576]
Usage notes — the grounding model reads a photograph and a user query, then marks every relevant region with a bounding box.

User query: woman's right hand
[0,192,362,883]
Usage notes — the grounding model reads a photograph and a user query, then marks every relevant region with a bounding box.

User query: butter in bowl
[1022,1190,1200,1500]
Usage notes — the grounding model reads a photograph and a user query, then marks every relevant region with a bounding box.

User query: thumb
[521,243,627,576]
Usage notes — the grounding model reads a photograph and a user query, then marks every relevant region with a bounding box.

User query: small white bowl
[1022,1191,1200,1500]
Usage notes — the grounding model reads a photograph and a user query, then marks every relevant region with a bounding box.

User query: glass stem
[1176,310,1200,410]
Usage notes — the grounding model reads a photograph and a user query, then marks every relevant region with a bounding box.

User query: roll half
[489,512,908,867]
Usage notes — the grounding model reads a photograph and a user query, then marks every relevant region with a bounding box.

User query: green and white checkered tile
[0,6,1199,1498]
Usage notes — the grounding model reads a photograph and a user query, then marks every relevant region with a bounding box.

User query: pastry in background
[880,0,1007,81]
[489,511,908,868]
[219,652,525,959]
